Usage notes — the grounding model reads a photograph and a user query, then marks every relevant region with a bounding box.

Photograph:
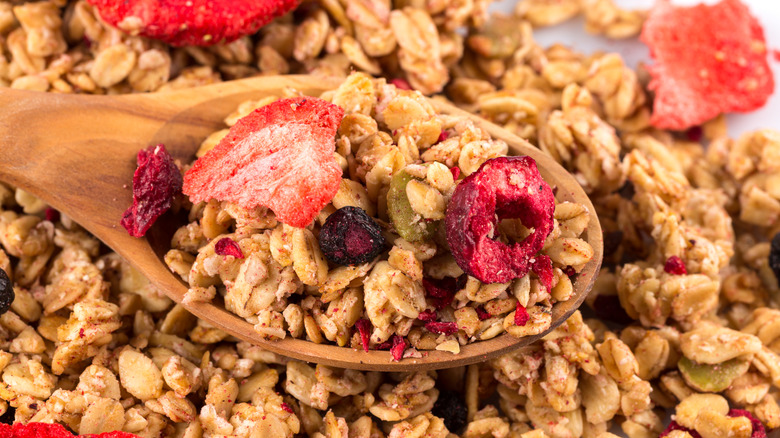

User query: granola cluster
[0,0,779,438]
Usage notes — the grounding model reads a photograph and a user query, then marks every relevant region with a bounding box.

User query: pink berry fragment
[728,409,766,438]
[660,421,701,438]
[531,255,554,292]
[44,207,59,223]
[417,310,437,322]
[390,78,412,90]
[449,166,461,180]
[664,255,687,275]
[422,276,463,310]
[514,303,529,326]
[280,402,294,413]
[355,318,372,352]
[214,237,244,259]
[475,307,492,321]
[425,321,458,335]
[390,335,407,361]
[121,144,182,238]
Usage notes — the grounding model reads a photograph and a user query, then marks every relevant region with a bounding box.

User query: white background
[491,0,780,136]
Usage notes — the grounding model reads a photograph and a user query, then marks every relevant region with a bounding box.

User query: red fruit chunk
[660,421,702,438]
[445,156,555,284]
[390,78,412,90]
[728,409,767,438]
[664,255,687,275]
[355,318,372,352]
[88,432,139,438]
[390,335,407,361]
[0,422,141,438]
[121,144,182,238]
[214,237,244,259]
[417,310,437,322]
[422,276,465,310]
[641,0,775,130]
[449,166,461,180]
[280,402,294,413]
[87,0,299,47]
[425,321,458,335]
[514,303,529,326]
[531,255,554,292]
[44,207,59,223]
[475,307,492,321]
[183,97,344,228]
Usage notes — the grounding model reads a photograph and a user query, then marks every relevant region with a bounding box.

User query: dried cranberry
[375,340,393,350]
[319,206,385,266]
[425,321,458,335]
[121,144,182,238]
[44,207,59,223]
[417,310,437,322]
[475,307,492,320]
[355,318,372,352]
[390,78,412,90]
[660,421,701,438]
[280,402,294,413]
[432,390,468,433]
[514,302,529,326]
[728,409,767,438]
[214,237,244,259]
[531,255,554,292]
[449,166,461,180]
[664,255,687,275]
[770,232,780,285]
[390,335,407,361]
[438,130,450,143]
[445,156,555,284]
[592,294,633,325]
[0,268,14,316]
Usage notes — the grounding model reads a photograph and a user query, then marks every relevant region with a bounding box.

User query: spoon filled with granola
[0,73,601,371]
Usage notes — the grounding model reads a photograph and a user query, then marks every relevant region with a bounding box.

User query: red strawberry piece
[183,97,344,228]
[514,302,529,326]
[88,432,140,438]
[390,335,407,361]
[3,422,141,438]
[660,421,702,438]
[475,306,492,320]
[449,166,461,180]
[531,255,554,293]
[121,144,182,238]
[44,207,59,223]
[355,318,372,352]
[641,0,775,130]
[87,0,299,47]
[422,277,464,310]
[664,256,687,275]
[417,310,437,322]
[424,321,458,335]
[214,237,244,259]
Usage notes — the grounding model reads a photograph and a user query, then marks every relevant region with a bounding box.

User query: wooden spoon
[0,75,602,371]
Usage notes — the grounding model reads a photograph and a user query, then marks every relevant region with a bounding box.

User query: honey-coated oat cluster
[0,0,779,437]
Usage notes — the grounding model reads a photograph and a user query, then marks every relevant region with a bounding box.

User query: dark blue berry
[770,232,780,285]
[0,268,13,315]
[319,207,385,266]
[432,390,467,433]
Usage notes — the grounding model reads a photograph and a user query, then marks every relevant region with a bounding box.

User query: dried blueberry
[432,390,467,433]
[319,206,385,266]
[770,232,780,285]
[0,268,13,315]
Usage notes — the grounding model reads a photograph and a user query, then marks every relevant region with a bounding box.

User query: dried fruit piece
[355,318,372,352]
[432,390,468,433]
[422,276,464,310]
[0,268,13,315]
[390,335,407,361]
[417,310,437,322]
[280,402,294,414]
[183,97,344,228]
[770,232,780,285]
[664,255,687,275]
[44,207,59,223]
[121,144,182,238]
[531,255,554,292]
[475,307,491,320]
[660,421,702,438]
[87,0,299,47]
[387,170,437,242]
[425,321,458,335]
[641,0,775,130]
[319,206,385,266]
[0,422,139,438]
[728,409,767,438]
[445,156,555,284]
[514,302,529,326]
[214,237,244,259]
[678,356,750,392]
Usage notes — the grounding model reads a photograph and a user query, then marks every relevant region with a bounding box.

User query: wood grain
[0,75,601,371]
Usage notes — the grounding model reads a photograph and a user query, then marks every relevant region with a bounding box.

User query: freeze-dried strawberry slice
[641,0,774,130]
[87,0,299,47]
[183,97,344,228]
[0,422,139,438]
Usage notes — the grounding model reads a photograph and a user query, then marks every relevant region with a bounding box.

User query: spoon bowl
[0,75,602,371]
